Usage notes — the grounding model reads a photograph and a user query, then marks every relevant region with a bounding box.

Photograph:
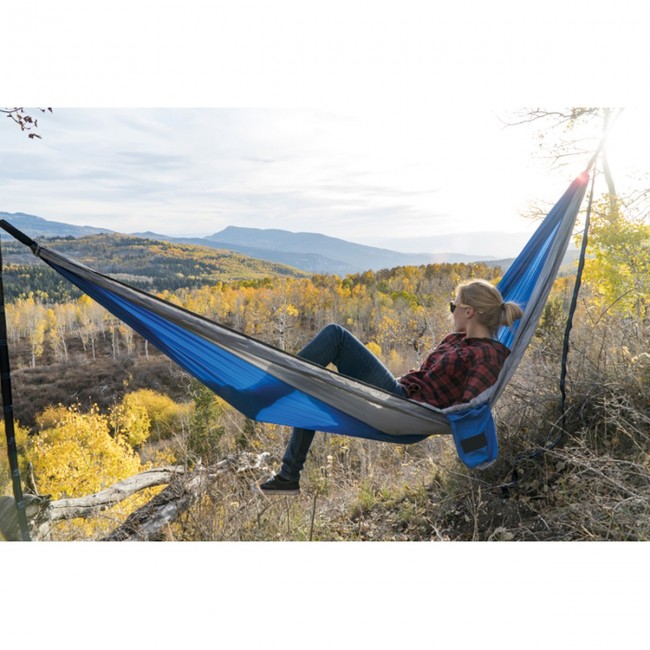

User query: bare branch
[2,107,52,139]
[498,107,601,129]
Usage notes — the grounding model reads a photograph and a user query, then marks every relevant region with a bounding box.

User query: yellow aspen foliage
[114,389,193,442]
[27,404,150,539]
[75,294,91,309]
[29,318,46,367]
[109,398,151,449]
[581,196,650,321]
[387,348,406,376]
[365,341,382,359]
[378,313,400,348]
[0,420,30,496]
[29,404,143,499]
[34,404,71,430]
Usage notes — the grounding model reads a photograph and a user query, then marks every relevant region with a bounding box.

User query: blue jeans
[279,324,406,481]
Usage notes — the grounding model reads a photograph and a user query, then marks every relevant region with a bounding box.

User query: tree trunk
[602,109,618,209]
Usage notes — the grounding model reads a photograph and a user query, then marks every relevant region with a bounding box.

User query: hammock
[0,172,589,469]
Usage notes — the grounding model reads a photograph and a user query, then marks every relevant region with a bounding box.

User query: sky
[3,105,648,258]
[0,106,564,245]
[2,2,649,258]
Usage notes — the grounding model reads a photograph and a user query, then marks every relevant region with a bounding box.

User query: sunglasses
[449,301,470,313]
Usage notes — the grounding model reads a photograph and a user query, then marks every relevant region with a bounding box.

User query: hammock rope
[560,165,597,428]
[501,157,600,493]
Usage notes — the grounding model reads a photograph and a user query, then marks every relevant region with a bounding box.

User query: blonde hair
[456,279,523,337]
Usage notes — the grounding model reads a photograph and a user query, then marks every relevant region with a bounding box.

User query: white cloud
[3,105,647,251]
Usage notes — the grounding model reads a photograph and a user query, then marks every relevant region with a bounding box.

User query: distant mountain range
[1,212,517,275]
[136,225,504,274]
[0,212,113,238]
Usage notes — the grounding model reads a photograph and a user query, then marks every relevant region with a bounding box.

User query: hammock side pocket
[448,404,498,469]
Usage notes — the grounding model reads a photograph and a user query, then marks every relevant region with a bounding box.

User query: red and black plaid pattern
[398,333,510,409]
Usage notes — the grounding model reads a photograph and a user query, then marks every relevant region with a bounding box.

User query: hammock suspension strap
[559,164,597,428]
[0,237,31,541]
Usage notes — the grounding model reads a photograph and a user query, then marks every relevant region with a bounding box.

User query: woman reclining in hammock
[257,279,522,495]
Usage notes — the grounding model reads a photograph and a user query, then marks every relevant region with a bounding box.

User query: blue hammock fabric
[0,172,589,468]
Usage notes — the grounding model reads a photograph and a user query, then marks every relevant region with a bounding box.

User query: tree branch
[2,107,52,139]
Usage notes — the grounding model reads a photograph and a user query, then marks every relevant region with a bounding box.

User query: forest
[0,233,309,302]
[1,108,649,542]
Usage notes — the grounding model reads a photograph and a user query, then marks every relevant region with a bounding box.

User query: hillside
[0,233,309,301]
[0,211,113,238]
[0,211,500,274]
[3,266,649,543]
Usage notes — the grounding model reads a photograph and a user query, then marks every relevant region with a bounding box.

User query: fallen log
[1,452,270,541]
[49,466,186,521]
[104,452,270,541]
[102,466,213,541]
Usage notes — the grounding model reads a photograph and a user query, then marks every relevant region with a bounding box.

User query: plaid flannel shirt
[398,332,510,409]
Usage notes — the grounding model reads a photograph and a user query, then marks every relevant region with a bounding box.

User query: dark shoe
[257,475,300,496]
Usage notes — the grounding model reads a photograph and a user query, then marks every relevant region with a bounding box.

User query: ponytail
[501,301,523,328]
[456,279,523,337]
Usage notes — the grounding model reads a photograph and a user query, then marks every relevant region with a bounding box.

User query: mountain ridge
[1,212,512,274]
[0,211,113,238]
